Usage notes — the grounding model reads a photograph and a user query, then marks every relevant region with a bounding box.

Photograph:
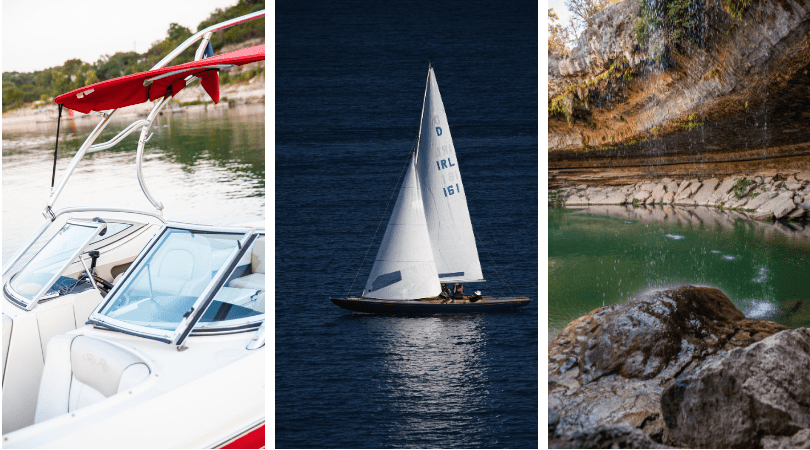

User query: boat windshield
[6,220,104,308]
[197,234,265,327]
[96,228,244,332]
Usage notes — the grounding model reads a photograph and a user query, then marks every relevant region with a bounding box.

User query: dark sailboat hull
[330,296,532,314]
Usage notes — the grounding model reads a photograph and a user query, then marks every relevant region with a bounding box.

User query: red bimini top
[55,45,264,114]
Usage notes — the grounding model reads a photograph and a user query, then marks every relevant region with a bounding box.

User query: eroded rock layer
[549,0,810,171]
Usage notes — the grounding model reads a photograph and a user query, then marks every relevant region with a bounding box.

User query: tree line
[2,0,264,112]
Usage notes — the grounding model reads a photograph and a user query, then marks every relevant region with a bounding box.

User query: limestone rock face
[707,177,738,205]
[591,190,628,205]
[566,195,588,206]
[676,181,701,201]
[745,191,778,211]
[692,178,720,205]
[548,286,788,442]
[650,184,667,204]
[757,192,796,219]
[549,0,810,171]
[633,190,651,202]
[661,329,810,449]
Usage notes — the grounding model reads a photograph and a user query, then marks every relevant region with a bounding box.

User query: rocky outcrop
[549,0,810,154]
[661,328,810,448]
[547,286,810,448]
[550,171,810,222]
[548,286,789,445]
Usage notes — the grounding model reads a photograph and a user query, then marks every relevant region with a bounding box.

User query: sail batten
[416,67,484,282]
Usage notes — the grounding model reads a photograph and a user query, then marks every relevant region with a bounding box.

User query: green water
[549,206,810,337]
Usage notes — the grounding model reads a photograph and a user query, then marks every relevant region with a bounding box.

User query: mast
[414,62,431,164]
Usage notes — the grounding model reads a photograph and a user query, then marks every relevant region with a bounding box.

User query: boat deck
[330,295,532,314]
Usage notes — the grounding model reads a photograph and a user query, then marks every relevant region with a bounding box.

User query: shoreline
[550,172,810,223]
[2,77,265,134]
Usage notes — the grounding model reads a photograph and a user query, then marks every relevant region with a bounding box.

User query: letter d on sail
[435,126,442,136]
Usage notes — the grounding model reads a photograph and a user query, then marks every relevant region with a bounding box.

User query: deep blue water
[275,0,538,448]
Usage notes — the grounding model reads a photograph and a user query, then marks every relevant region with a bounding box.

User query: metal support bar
[195,32,214,61]
[45,109,118,215]
[153,10,264,71]
[79,256,100,292]
[88,119,150,153]
[136,96,172,212]
[52,105,63,188]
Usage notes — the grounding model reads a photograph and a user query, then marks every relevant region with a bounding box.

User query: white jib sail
[363,155,441,299]
[416,67,484,283]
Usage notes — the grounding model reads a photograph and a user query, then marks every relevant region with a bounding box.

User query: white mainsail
[416,67,484,283]
[363,155,441,300]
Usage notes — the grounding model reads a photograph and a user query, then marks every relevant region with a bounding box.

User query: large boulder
[661,328,810,448]
[548,286,788,444]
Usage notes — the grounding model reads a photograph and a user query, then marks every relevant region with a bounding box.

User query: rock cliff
[549,0,810,181]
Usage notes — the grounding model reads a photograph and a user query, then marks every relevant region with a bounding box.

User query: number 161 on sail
[443,184,460,197]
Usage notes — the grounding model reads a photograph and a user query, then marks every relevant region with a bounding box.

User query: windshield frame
[5,219,106,310]
[188,231,265,338]
[86,223,254,345]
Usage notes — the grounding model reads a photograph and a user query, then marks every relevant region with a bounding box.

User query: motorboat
[2,10,265,448]
[331,64,531,314]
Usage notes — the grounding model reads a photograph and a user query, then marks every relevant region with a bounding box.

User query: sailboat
[331,65,531,314]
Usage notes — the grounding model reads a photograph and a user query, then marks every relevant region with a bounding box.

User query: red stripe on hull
[220,424,265,449]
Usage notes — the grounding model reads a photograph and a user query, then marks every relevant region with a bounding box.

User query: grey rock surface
[692,178,720,205]
[548,286,789,444]
[744,191,778,211]
[707,177,738,206]
[550,423,671,449]
[762,428,810,449]
[661,329,810,448]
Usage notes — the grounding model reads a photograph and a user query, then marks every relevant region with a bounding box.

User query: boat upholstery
[2,314,11,380]
[228,238,265,291]
[133,233,213,297]
[34,335,150,423]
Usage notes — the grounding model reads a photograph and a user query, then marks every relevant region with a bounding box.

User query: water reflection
[2,105,265,262]
[568,204,810,243]
[355,314,493,447]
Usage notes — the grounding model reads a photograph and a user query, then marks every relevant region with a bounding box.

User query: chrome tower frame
[4,10,265,278]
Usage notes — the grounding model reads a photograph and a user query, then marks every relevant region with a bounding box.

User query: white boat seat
[228,273,264,290]
[228,237,264,291]
[34,335,150,423]
[131,232,212,297]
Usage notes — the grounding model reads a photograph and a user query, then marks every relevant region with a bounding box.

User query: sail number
[435,157,455,171]
[443,184,460,197]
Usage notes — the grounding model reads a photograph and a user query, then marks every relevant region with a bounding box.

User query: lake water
[2,104,265,263]
[549,206,810,340]
[276,0,538,447]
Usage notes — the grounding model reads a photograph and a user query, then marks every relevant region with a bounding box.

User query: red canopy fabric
[55,45,264,113]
